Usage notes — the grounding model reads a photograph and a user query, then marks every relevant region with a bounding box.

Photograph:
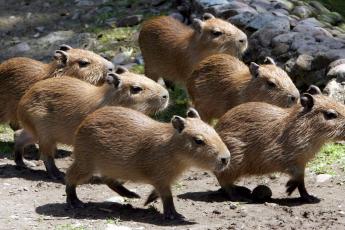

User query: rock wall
[177,0,345,102]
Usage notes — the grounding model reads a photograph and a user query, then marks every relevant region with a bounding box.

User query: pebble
[316,174,332,183]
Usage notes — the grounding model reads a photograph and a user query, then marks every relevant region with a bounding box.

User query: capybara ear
[301,93,314,110]
[172,116,186,133]
[115,66,129,75]
[186,108,200,119]
[307,85,322,95]
[249,62,260,78]
[105,73,122,88]
[203,13,215,21]
[53,50,69,67]
[263,57,276,65]
[157,77,167,88]
[59,44,72,52]
[192,18,204,33]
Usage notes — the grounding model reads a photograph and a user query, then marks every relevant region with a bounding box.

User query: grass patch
[130,64,144,74]
[309,143,345,175]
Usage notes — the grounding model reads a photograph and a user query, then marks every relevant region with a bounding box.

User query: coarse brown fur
[15,68,169,179]
[215,86,345,202]
[0,45,114,130]
[187,54,300,122]
[65,107,230,220]
[139,14,248,84]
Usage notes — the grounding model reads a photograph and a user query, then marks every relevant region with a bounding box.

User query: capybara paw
[164,211,185,220]
[48,170,65,181]
[67,198,84,209]
[300,194,320,203]
[286,180,298,195]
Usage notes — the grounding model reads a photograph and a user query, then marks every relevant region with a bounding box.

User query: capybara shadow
[35,202,195,226]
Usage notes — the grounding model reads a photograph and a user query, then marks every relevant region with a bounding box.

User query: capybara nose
[239,39,246,44]
[108,67,114,72]
[221,157,230,167]
[162,94,168,100]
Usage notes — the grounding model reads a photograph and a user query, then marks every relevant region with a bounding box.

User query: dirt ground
[0,144,344,230]
[1,0,345,229]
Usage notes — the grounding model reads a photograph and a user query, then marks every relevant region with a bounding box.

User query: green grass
[309,143,345,175]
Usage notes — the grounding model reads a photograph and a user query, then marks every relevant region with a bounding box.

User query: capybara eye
[194,137,205,145]
[78,60,90,68]
[266,80,276,89]
[130,85,143,94]
[211,30,223,37]
[324,109,338,120]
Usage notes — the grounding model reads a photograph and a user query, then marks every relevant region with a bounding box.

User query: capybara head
[171,108,230,172]
[53,44,114,85]
[192,13,248,58]
[298,85,345,141]
[109,66,169,114]
[248,57,300,107]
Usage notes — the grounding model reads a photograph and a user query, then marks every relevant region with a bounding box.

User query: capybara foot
[300,194,320,203]
[15,159,36,169]
[47,168,65,181]
[164,210,185,220]
[67,197,85,209]
[144,190,159,206]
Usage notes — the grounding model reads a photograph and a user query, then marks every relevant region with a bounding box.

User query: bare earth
[0,146,345,230]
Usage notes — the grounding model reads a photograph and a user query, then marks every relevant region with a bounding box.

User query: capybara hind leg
[156,185,184,220]
[65,162,92,208]
[144,189,159,206]
[40,142,64,180]
[286,166,319,203]
[14,129,36,168]
[103,177,140,198]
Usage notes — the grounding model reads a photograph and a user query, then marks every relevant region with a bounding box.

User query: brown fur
[215,89,345,201]
[139,14,248,84]
[0,47,114,129]
[15,70,168,179]
[187,54,300,122]
[65,107,230,219]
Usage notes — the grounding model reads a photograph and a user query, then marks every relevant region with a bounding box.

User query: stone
[309,1,331,15]
[37,30,75,45]
[327,63,345,79]
[252,185,272,203]
[169,12,184,22]
[316,174,332,183]
[112,49,134,65]
[323,79,345,103]
[250,0,273,13]
[273,0,294,11]
[247,13,280,31]
[318,12,343,26]
[229,11,257,28]
[209,1,256,17]
[193,0,229,12]
[117,15,143,27]
[328,59,345,71]
[272,43,290,56]
[295,54,314,71]
[292,6,312,19]
[272,32,298,46]
[76,0,95,7]
[11,42,31,53]
[252,28,287,47]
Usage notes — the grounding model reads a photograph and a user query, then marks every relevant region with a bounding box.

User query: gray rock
[272,0,294,11]
[117,15,143,27]
[11,42,31,53]
[76,0,95,7]
[318,12,343,26]
[316,174,332,183]
[293,24,332,37]
[252,28,287,47]
[328,63,345,79]
[309,1,331,15]
[229,11,257,28]
[37,30,75,46]
[208,1,256,17]
[295,54,314,71]
[250,0,273,13]
[328,59,345,71]
[292,6,312,19]
[193,0,229,11]
[272,43,290,55]
[169,12,185,22]
[246,13,277,30]
[324,78,345,103]
[272,32,298,46]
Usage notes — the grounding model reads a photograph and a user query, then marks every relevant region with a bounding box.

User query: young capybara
[0,44,114,130]
[187,55,300,122]
[139,13,248,85]
[15,67,169,179]
[65,107,230,220]
[215,85,345,202]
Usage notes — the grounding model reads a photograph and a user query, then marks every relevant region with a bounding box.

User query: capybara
[0,44,114,130]
[139,13,248,85]
[215,85,345,202]
[65,107,230,219]
[187,55,300,122]
[15,67,169,179]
